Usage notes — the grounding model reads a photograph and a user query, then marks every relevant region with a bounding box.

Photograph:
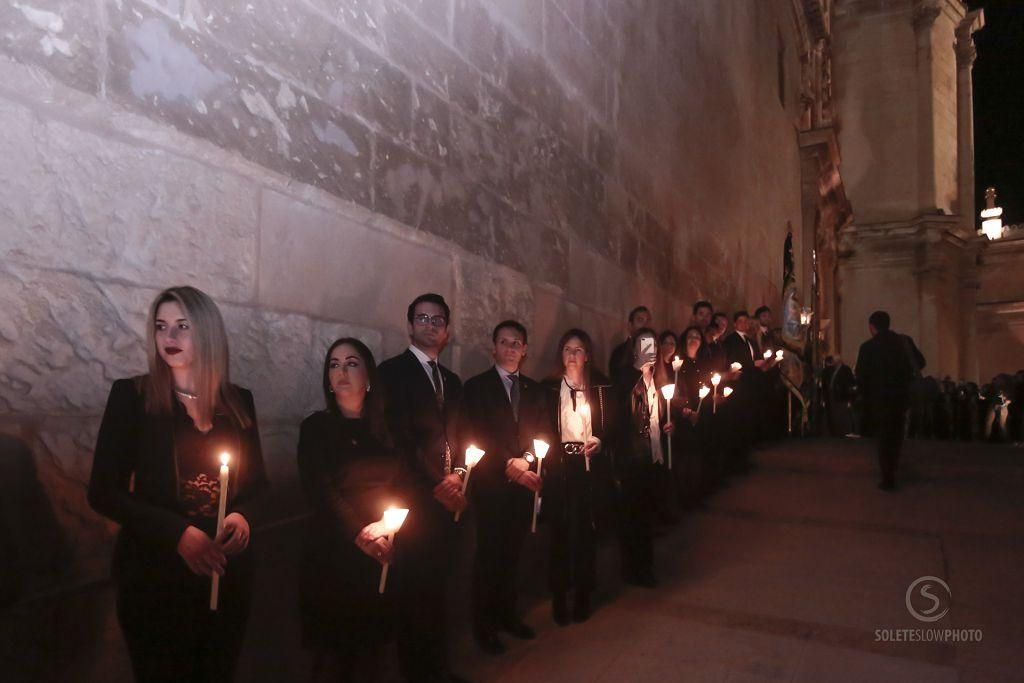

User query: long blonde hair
[143,286,251,429]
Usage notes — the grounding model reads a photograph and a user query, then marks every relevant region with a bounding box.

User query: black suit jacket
[723,331,760,371]
[378,349,463,491]
[88,376,269,586]
[855,330,916,402]
[460,368,556,494]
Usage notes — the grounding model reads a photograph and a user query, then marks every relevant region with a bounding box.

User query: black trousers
[393,495,457,682]
[617,458,657,579]
[547,452,597,595]
[872,399,908,482]
[116,569,251,683]
[472,482,533,634]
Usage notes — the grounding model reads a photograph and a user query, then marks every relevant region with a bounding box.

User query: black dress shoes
[474,631,505,656]
[500,619,536,640]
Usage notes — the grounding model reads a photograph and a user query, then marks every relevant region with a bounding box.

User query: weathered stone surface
[454,256,533,376]
[0,0,101,95]
[0,266,145,416]
[257,187,455,334]
[16,114,258,301]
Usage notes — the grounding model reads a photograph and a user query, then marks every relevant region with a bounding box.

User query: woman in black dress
[297,338,408,682]
[542,329,615,625]
[88,286,269,682]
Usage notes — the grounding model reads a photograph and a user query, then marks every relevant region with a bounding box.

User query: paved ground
[454,437,1024,683]
[8,437,1021,682]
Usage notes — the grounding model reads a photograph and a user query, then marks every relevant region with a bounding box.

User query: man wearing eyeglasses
[379,293,468,683]
[460,320,556,656]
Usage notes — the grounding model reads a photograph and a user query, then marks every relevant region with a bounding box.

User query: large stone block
[105,3,374,209]
[543,1,608,117]
[256,187,455,333]
[453,255,533,375]
[452,0,508,84]
[0,0,101,95]
[31,115,257,301]
[0,266,146,416]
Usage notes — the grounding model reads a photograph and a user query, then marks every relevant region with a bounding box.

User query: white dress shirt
[409,344,443,398]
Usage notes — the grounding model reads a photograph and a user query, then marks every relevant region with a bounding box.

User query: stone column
[912,1,941,215]
[955,10,984,234]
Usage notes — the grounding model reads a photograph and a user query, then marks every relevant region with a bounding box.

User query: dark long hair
[679,325,707,360]
[321,337,390,446]
[554,328,595,387]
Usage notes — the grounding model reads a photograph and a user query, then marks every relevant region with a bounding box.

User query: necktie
[428,360,444,408]
[509,374,520,423]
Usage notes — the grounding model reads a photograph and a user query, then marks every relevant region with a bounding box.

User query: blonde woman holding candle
[542,329,615,625]
[297,337,409,683]
[88,286,268,683]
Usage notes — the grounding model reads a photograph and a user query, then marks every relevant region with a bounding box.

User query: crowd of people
[823,354,1023,444]
[85,286,894,683]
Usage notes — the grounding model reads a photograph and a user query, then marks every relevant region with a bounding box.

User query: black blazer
[855,330,916,402]
[460,368,556,494]
[722,331,760,371]
[378,349,463,490]
[88,376,268,586]
[296,410,409,646]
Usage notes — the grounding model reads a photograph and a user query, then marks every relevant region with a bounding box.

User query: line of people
[87,287,787,683]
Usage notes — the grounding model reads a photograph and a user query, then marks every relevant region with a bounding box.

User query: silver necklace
[175,388,199,400]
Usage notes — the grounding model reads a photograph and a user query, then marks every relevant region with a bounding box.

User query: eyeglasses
[413,314,448,328]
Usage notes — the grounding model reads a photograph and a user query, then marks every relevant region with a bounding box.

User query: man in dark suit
[608,306,652,376]
[460,320,555,655]
[855,310,919,491]
[378,293,467,683]
[721,311,771,462]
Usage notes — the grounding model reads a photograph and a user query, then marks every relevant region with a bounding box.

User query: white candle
[210,451,230,611]
[531,440,549,534]
[711,374,721,415]
[579,404,592,472]
[378,507,409,594]
[696,384,710,413]
[455,446,485,522]
[660,384,675,470]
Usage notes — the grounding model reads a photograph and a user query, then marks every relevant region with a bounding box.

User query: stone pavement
[6,436,1021,682]
[454,437,1024,683]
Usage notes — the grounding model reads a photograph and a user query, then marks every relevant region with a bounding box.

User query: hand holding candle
[530,439,549,533]
[210,451,230,611]
[455,446,485,522]
[378,506,409,594]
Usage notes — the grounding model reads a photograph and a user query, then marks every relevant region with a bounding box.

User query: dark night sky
[968,0,1024,226]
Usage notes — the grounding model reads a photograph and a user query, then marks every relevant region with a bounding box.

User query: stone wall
[0,0,809,625]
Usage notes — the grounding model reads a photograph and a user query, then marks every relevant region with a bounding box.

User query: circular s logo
[905,576,951,622]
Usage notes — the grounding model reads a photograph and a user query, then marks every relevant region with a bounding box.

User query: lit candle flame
[660,384,675,400]
[723,387,734,398]
[465,445,485,468]
[712,373,722,387]
[730,362,742,371]
[775,349,784,361]
[698,385,710,399]
[671,356,683,372]
[219,451,231,467]
[533,439,549,460]
[382,507,409,533]
[763,350,772,360]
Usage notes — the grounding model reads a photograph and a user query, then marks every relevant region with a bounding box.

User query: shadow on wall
[0,433,125,683]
